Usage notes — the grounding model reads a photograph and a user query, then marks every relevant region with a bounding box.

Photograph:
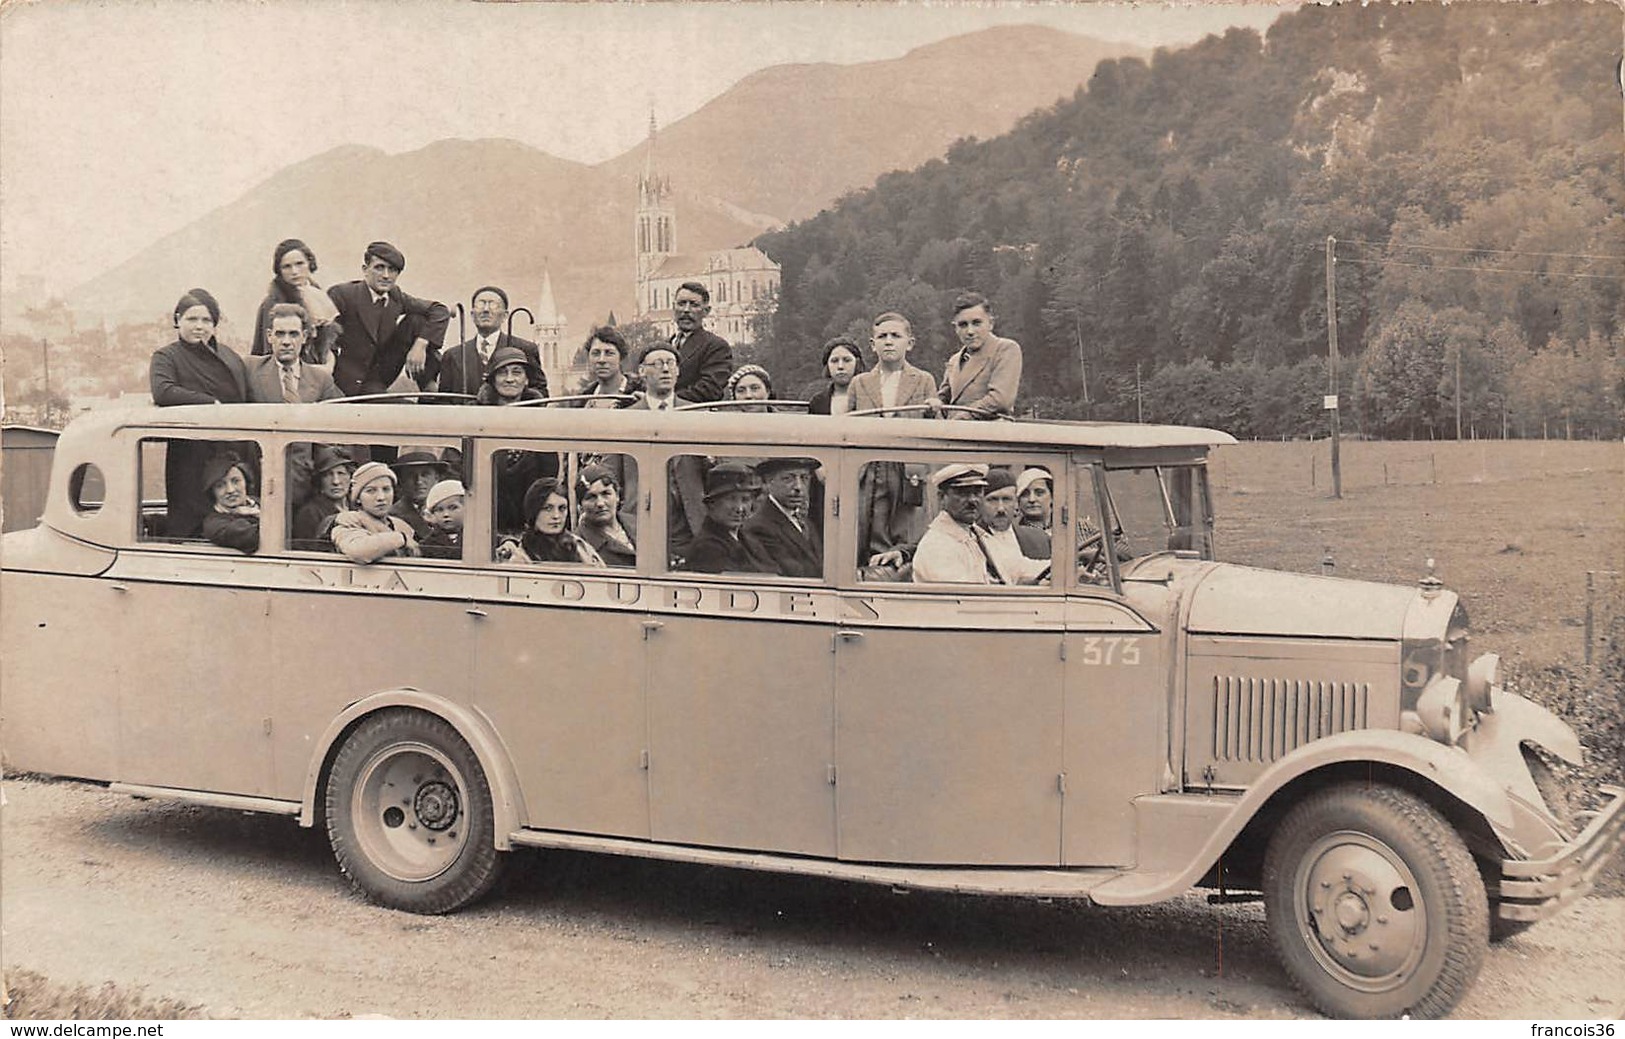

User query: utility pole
[1455,341,1463,441]
[1324,236,1342,499]
[41,338,53,426]
[1135,361,1144,423]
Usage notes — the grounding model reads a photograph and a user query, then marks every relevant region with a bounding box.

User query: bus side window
[668,454,823,578]
[138,437,261,544]
[289,443,363,553]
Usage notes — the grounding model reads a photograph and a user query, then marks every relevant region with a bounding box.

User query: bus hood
[1185,564,1418,640]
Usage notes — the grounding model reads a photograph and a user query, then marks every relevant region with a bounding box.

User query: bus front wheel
[1261,783,1488,1019]
[325,709,504,914]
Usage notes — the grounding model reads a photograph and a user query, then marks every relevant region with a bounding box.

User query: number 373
[1076,636,1142,666]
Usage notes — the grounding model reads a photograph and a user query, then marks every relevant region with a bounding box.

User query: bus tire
[1262,783,1487,1019]
[325,709,504,914]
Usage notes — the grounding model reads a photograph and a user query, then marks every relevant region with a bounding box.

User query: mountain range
[66,25,1140,340]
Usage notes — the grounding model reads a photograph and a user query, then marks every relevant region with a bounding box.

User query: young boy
[331,461,420,563]
[419,479,467,560]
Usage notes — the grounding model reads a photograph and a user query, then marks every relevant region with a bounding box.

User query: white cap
[1015,468,1053,496]
[424,479,467,513]
[930,462,989,490]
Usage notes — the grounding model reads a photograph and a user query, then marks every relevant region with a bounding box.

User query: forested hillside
[754,2,1622,438]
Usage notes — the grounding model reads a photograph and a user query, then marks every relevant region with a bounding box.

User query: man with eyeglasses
[668,281,732,403]
[438,285,546,401]
[938,290,1022,420]
[630,344,692,412]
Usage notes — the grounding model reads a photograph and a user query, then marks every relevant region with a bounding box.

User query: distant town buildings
[633,117,779,345]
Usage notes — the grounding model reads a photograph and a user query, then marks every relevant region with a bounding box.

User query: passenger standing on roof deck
[682,462,774,575]
[743,457,821,578]
[475,345,546,405]
[977,468,1050,584]
[292,445,355,549]
[572,327,638,407]
[669,281,732,403]
[726,364,775,413]
[247,303,342,509]
[200,452,261,555]
[326,241,451,396]
[849,312,938,558]
[630,344,693,412]
[911,463,996,584]
[808,337,866,415]
[439,286,547,401]
[632,344,705,551]
[388,450,446,542]
[249,239,339,364]
[331,462,419,563]
[938,291,1021,420]
[149,288,249,538]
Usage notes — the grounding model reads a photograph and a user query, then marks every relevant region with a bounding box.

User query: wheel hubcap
[352,742,467,883]
[1296,831,1426,991]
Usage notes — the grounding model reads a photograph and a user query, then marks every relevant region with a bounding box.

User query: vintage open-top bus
[3,401,1620,1018]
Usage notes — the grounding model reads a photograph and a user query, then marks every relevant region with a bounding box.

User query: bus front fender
[1094,729,1514,905]
[299,689,528,850]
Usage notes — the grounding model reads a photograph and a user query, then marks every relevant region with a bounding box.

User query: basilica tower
[634,113,675,311]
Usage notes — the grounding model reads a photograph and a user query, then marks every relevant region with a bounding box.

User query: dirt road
[2,777,1620,1019]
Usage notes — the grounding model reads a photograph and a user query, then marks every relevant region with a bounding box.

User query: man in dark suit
[669,281,732,403]
[743,457,823,578]
[437,285,546,400]
[326,241,451,396]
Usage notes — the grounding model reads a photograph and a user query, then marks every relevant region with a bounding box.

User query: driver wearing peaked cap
[912,463,996,584]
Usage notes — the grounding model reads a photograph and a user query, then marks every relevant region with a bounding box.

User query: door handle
[466,606,488,618]
[641,619,665,640]
[109,583,129,593]
[836,629,865,641]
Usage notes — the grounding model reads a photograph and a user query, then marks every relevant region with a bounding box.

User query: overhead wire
[1335,256,1622,281]
[1336,239,1623,263]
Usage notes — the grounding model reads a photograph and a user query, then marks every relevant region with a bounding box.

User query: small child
[330,461,420,563]
[419,479,466,560]
[200,452,260,554]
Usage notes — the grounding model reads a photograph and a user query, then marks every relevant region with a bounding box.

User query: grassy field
[1211,439,1624,667]
[1210,439,1624,828]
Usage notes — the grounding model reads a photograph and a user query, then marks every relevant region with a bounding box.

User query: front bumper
[1496,784,1625,922]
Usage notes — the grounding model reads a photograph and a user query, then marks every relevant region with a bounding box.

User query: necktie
[280,365,298,403]
[479,339,493,367]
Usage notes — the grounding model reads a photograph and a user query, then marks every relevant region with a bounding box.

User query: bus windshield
[1097,464,1214,563]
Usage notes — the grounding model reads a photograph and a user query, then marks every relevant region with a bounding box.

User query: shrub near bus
[2,402,1620,1020]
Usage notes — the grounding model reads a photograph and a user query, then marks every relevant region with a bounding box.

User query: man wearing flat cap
[681,462,774,574]
[743,457,822,578]
[327,241,451,397]
[911,463,997,583]
[388,449,447,541]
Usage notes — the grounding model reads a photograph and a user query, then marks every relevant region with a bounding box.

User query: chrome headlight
[1463,652,1499,715]
[1412,674,1470,745]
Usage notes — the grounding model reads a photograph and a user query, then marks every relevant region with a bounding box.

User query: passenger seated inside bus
[976,467,1049,585]
[493,449,560,538]
[331,462,420,563]
[291,444,355,551]
[419,480,466,560]
[678,461,775,575]
[573,463,636,567]
[495,477,605,567]
[742,457,822,578]
[199,451,260,554]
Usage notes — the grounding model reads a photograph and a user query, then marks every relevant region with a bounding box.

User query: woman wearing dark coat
[495,478,605,567]
[149,287,250,538]
[249,239,340,364]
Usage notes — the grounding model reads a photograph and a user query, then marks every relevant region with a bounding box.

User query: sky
[0,0,1292,300]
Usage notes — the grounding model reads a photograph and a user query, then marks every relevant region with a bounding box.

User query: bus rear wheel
[1262,783,1487,1019]
[325,709,504,914]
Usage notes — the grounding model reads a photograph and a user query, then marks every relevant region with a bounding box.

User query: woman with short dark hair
[808,336,867,414]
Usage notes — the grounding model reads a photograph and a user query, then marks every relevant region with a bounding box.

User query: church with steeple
[531,266,582,392]
[633,115,779,346]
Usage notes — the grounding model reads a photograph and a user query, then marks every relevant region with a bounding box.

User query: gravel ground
[2,776,1620,1020]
